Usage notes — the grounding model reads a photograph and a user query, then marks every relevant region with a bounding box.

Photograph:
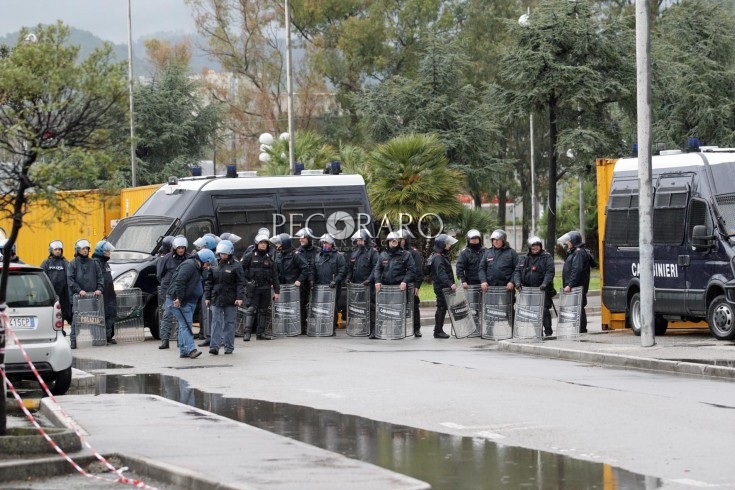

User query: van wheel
[144,302,160,340]
[627,293,668,336]
[707,295,735,340]
[49,367,72,396]
[627,293,642,336]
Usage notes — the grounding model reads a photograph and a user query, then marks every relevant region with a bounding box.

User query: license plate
[8,316,37,329]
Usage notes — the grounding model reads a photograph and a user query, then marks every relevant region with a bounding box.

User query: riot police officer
[560,230,592,333]
[156,235,188,349]
[428,234,458,339]
[513,235,555,336]
[313,233,346,333]
[456,229,485,289]
[479,229,518,291]
[295,227,318,334]
[398,229,424,337]
[347,229,378,336]
[241,233,280,340]
[205,240,246,354]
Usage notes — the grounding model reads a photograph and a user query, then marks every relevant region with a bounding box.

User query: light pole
[127,0,137,186]
[519,10,536,235]
[284,0,295,175]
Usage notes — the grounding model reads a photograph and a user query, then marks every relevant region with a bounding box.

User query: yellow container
[119,184,159,219]
[0,189,120,267]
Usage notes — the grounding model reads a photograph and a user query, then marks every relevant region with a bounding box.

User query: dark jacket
[479,245,518,286]
[374,247,416,286]
[242,249,280,293]
[314,250,346,285]
[93,253,117,318]
[405,246,424,289]
[276,249,311,284]
[347,246,378,284]
[167,257,205,303]
[68,255,104,298]
[456,244,485,285]
[430,250,455,291]
[296,244,318,284]
[563,245,591,294]
[513,250,555,289]
[205,257,246,307]
[157,251,187,297]
[41,255,71,321]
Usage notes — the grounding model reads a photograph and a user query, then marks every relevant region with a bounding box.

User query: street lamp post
[519,10,536,235]
[127,0,137,186]
[284,0,295,175]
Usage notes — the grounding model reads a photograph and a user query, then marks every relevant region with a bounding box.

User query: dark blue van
[106,172,373,338]
[602,148,735,340]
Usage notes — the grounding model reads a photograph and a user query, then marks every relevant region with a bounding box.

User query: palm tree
[368,133,463,240]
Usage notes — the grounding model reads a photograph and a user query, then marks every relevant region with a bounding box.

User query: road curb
[497,340,735,379]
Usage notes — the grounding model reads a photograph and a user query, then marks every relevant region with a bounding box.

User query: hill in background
[0,26,222,76]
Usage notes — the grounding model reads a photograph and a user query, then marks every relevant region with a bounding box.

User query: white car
[3,263,72,395]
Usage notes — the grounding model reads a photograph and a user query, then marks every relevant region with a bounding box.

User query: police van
[106,171,372,338]
[602,146,735,340]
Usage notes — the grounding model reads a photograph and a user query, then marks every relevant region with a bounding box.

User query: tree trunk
[497,187,507,230]
[546,97,559,256]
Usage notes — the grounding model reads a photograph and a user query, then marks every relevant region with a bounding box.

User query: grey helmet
[48,240,63,255]
[160,235,175,254]
[74,239,91,255]
[527,235,543,248]
[320,233,335,245]
[558,230,583,248]
[270,233,292,251]
[219,232,242,244]
[351,229,373,244]
[295,227,314,239]
[386,231,401,242]
[490,229,507,241]
[434,234,458,250]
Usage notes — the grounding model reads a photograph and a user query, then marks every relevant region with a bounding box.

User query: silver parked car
[3,263,72,395]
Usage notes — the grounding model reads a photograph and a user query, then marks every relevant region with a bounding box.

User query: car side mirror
[692,225,714,252]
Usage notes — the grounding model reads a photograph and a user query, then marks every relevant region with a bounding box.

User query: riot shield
[375,285,408,340]
[307,285,337,337]
[199,295,211,340]
[115,288,144,342]
[272,284,301,337]
[481,287,513,340]
[466,285,483,338]
[73,294,106,346]
[346,283,371,337]
[513,287,545,341]
[404,283,415,338]
[556,287,584,339]
[443,286,477,339]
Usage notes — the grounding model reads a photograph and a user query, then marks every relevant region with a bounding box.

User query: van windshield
[107,216,176,253]
[715,194,735,236]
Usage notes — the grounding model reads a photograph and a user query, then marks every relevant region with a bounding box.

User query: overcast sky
[0,0,197,44]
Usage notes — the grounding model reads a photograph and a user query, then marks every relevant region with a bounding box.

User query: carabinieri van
[106,171,372,338]
[602,147,735,340]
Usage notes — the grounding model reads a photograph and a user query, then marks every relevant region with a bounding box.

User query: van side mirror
[692,225,714,251]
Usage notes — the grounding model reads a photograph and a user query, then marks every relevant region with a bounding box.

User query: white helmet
[257,227,271,238]
[527,235,543,248]
[351,229,373,241]
[216,240,234,255]
[172,235,188,249]
[386,231,401,241]
[467,229,482,240]
[320,233,335,245]
[295,228,314,238]
[74,239,91,254]
[48,240,63,254]
[255,233,270,244]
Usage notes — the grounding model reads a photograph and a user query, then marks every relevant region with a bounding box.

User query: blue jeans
[211,305,236,352]
[168,298,197,356]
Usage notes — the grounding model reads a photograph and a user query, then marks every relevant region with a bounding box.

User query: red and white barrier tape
[2,315,157,489]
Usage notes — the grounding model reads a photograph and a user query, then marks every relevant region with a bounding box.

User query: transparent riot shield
[556,287,583,339]
[272,284,301,337]
[466,285,483,338]
[115,288,144,342]
[514,287,545,341]
[307,285,337,337]
[235,306,246,337]
[481,287,513,340]
[346,283,371,337]
[442,286,477,339]
[73,294,106,346]
[375,285,408,340]
[404,283,415,338]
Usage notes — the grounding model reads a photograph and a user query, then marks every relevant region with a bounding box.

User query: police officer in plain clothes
[456,229,485,290]
[428,234,458,339]
[313,233,346,333]
[513,236,555,336]
[67,238,104,349]
[295,227,318,335]
[168,249,216,359]
[41,240,72,334]
[205,240,246,355]
[156,235,188,349]
[346,229,378,335]
[398,230,424,337]
[560,230,592,333]
[241,233,280,340]
[374,231,417,338]
[92,240,118,345]
[479,229,518,292]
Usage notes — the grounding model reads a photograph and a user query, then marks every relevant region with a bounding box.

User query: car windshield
[6,271,55,307]
[107,217,176,253]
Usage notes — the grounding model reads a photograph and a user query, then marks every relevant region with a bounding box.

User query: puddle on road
[90,373,661,489]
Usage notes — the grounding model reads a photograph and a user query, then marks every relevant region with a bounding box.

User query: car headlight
[114,269,138,291]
